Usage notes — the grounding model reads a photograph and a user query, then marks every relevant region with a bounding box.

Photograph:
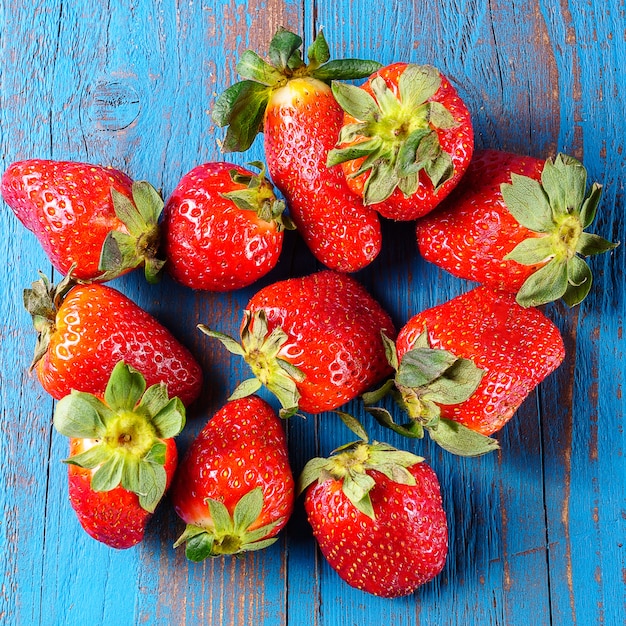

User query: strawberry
[212,28,383,272]
[364,286,565,455]
[1,159,165,282]
[23,273,202,406]
[171,395,294,560]
[327,62,473,221]
[161,161,293,291]
[298,413,448,598]
[200,270,396,417]
[416,150,618,307]
[53,362,186,548]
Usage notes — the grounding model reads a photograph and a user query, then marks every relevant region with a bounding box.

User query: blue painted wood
[1,1,624,625]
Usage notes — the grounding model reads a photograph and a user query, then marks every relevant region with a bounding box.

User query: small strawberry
[161,161,294,291]
[53,362,186,548]
[299,413,448,598]
[364,286,565,455]
[200,270,396,417]
[416,150,618,307]
[171,396,294,560]
[1,159,165,282]
[24,273,202,406]
[327,62,473,221]
[212,28,383,272]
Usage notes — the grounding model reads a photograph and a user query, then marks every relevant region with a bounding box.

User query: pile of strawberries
[2,28,618,599]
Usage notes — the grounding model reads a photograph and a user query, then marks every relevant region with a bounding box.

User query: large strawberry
[327,62,474,221]
[416,150,618,307]
[171,396,294,560]
[299,413,448,598]
[53,362,186,548]
[161,161,293,291]
[1,159,165,282]
[212,28,383,272]
[200,270,395,417]
[364,286,565,455]
[24,273,202,406]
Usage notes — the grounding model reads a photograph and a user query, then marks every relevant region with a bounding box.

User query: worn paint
[1,0,624,625]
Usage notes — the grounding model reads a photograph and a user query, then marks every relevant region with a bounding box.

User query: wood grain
[1,0,623,624]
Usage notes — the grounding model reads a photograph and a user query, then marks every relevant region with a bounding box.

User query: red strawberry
[364,286,565,455]
[416,150,618,307]
[327,62,473,221]
[53,362,186,548]
[161,162,293,291]
[212,28,383,272]
[200,270,396,417]
[299,414,448,598]
[171,396,294,560]
[24,274,202,406]
[1,159,165,282]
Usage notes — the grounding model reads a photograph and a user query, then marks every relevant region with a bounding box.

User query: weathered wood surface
[0,1,623,624]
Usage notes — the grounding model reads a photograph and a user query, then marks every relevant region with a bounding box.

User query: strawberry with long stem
[212,28,383,272]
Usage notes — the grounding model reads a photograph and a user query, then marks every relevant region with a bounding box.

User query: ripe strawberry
[364,286,565,455]
[200,270,396,417]
[161,162,293,291]
[416,150,618,307]
[1,159,165,282]
[299,413,448,598]
[53,362,186,548]
[23,273,202,406]
[212,28,383,272]
[171,396,294,560]
[327,62,473,221]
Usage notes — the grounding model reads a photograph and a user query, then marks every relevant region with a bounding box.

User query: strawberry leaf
[563,257,592,307]
[91,453,125,492]
[185,532,215,562]
[136,459,167,512]
[233,487,264,534]
[236,50,283,86]
[104,361,146,412]
[269,28,303,71]
[151,397,186,439]
[501,174,554,233]
[63,443,111,469]
[576,232,619,256]
[297,457,331,495]
[54,392,110,439]
[396,346,457,388]
[331,81,380,123]
[516,257,569,307]
[426,418,500,457]
[579,182,603,228]
[306,30,330,67]
[335,411,369,441]
[366,406,425,439]
[541,153,587,219]
[504,235,555,265]
[423,357,484,405]
[343,473,376,519]
[207,498,234,534]
[309,59,382,82]
[229,377,263,400]
[398,64,441,107]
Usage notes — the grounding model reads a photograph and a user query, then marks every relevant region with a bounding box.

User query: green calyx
[53,361,186,512]
[174,487,283,561]
[98,180,166,284]
[23,271,78,371]
[198,309,305,418]
[327,64,459,205]
[222,162,295,230]
[211,27,382,152]
[501,152,619,307]
[297,412,424,520]
[362,331,499,457]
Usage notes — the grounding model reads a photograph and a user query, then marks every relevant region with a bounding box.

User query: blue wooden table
[1,1,624,624]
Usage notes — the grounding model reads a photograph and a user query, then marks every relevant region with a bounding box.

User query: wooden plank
[1,0,624,624]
